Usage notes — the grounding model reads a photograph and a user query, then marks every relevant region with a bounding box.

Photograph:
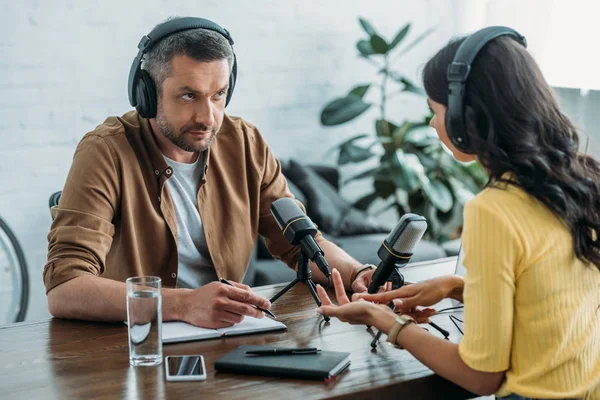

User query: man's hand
[350,266,392,295]
[179,281,272,329]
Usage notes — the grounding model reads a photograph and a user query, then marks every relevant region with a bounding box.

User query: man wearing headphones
[43,17,376,329]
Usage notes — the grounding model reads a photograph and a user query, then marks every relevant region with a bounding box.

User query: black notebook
[214,345,351,380]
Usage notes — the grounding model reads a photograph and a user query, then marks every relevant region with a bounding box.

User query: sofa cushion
[284,160,391,236]
[285,179,307,207]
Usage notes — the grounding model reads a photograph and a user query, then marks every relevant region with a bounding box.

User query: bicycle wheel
[0,217,29,324]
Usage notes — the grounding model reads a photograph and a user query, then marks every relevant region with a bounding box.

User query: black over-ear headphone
[445,26,527,153]
[127,17,238,119]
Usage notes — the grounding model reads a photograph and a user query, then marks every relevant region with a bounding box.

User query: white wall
[0,0,457,321]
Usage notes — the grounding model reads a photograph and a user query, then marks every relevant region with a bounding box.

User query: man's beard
[155,106,218,153]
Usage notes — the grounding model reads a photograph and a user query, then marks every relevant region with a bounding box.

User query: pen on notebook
[245,348,321,356]
[219,278,277,319]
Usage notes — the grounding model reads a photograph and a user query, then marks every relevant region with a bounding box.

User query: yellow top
[459,182,600,399]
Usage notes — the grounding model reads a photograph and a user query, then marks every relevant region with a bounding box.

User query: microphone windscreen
[270,198,304,229]
[387,213,427,254]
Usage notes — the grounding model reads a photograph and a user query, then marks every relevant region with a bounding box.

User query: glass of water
[126,276,162,367]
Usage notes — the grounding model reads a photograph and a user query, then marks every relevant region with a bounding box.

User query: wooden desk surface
[0,259,473,400]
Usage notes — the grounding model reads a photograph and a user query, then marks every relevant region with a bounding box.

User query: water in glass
[127,289,162,366]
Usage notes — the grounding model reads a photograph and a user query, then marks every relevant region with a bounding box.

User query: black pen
[219,278,277,319]
[245,348,321,356]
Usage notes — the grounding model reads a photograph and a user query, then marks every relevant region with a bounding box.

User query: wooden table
[0,258,474,399]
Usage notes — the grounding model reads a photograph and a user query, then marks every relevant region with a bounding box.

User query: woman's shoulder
[469,182,529,211]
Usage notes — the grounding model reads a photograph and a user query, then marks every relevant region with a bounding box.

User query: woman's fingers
[316,284,333,306]
[331,269,350,305]
[357,284,420,304]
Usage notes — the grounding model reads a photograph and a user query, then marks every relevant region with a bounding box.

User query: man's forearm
[313,241,362,290]
[47,275,187,322]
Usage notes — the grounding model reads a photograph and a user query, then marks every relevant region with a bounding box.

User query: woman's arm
[317,269,504,397]
[370,306,504,396]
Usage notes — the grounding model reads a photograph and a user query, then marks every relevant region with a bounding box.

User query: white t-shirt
[163,154,217,288]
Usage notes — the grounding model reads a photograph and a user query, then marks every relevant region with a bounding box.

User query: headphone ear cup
[445,107,472,153]
[136,70,158,118]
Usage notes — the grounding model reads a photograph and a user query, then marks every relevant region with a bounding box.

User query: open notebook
[162,316,287,344]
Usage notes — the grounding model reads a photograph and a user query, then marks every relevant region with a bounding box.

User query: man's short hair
[142,18,234,96]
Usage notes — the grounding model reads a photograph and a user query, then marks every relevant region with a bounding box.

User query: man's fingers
[316,284,333,306]
[215,310,245,325]
[229,281,251,291]
[331,269,350,305]
[225,286,271,310]
[215,297,264,319]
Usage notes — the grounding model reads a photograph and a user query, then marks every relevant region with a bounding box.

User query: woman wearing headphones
[317,27,600,399]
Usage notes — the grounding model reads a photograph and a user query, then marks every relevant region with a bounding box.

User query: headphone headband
[445,26,527,153]
[128,17,237,117]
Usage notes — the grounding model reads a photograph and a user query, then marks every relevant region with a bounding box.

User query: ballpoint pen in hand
[219,278,277,319]
[245,347,321,356]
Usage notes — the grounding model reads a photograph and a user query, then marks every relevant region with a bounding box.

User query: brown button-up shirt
[44,111,322,292]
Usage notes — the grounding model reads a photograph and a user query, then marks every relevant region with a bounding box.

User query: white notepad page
[162,316,286,344]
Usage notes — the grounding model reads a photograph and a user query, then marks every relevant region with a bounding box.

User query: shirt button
[154,170,160,175]
[171,273,177,279]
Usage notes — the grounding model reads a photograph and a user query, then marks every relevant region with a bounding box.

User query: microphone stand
[269,252,330,322]
[370,268,449,349]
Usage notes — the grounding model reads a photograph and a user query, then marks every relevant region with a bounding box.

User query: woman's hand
[354,275,463,319]
[317,269,395,326]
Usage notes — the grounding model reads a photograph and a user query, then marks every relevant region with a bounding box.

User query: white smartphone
[165,355,207,381]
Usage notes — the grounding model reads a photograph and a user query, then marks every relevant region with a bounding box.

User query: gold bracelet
[386,315,416,349]
[351,264,376,284]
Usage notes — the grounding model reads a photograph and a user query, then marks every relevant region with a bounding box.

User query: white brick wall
[1,0,458,321]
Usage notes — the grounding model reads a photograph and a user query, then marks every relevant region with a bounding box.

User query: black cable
[435,305,464,314]
[428,321,450,339]
[449,314,463,335]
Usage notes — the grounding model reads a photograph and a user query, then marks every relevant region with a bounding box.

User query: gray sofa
[243,161,455,287]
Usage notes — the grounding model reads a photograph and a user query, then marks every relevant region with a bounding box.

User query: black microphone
[270,198,331,278]
[368,213,427,294]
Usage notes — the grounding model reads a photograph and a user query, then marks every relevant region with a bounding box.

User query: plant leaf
[349,84,370,98]
[394,26,436,58]
[392,150,423,193]
[336,134,370,149]
[422,178,453,212]
[374,177,396,198]
[448,176,476,205]
[400,77,425,95]
[343,166,381,184]
[353,191,380,210]
[403,126,438,147]
[357,40,375,56]
[392,120,426,145]
[389,23,411,50]
[389,72,425,96]
[338,143,375,165]
[369,34,389,54]
[320,96,371,126]
[358,17,377,36]
[375,119,399,137]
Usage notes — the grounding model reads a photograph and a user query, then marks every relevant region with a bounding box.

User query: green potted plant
[320,18,487,242]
